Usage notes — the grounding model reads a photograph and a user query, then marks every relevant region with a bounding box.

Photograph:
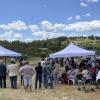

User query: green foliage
[22,54,28,60]
[0,36,100,57]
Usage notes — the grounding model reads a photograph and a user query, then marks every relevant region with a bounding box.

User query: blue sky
[0,0,100,41]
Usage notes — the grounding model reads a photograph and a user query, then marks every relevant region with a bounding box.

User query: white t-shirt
[82,69,89,78]
[41,61,45,68]
[96,71,100,81]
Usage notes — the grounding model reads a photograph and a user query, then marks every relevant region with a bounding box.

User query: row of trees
[0,36,100,59]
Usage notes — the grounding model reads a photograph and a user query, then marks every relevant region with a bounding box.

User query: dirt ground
[0,76,100,100]
[0,60,100,100]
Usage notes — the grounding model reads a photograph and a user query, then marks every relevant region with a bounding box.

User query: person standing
[35,62,43,89]
[0,59,6,88]
[20,60,26,85]
[43,61,48,88]
[19,61,34,92]
[40,58,46,83]
[44,61,54,89]
[53,61,60,85]
[7,60,19,89]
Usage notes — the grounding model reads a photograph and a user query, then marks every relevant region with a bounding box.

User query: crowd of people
[0,57,60,92]
[0,56,100,92]
[61,57,100,87]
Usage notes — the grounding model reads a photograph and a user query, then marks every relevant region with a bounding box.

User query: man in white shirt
[41,58,45,68]
[7,60,19,89]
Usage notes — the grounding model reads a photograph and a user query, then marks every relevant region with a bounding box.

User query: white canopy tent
[0,45,21,57]
[49,43,95,58]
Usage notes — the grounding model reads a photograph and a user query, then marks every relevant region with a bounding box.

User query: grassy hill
[0,36,100,59]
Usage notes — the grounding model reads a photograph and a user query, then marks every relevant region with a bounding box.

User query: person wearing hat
[7,60,19,89]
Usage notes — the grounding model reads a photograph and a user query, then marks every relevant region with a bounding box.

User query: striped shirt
[20,64,33,78]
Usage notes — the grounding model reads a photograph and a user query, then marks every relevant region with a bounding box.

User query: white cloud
[32,31,47,36]
[87,0,99,3]
[31,30,65,40]
[85,13,91,17]
[95,33,100,36]
[0,19,100,41]
[23,38,33,42]
[80,2,88,7]
[0,20,27,31]
[80,0,99,7]
[66,20,100,32]
[0,20,66,41]
[68,33,78,37]
[29,20,100,40]
[29,21,66,40]
[28,25,39,33]
[67,17,73,21]
[54,24,65,31]
[48,32,65,39]
[5,30,13,35]
[41,21,66,32]
[0,31,23,41]
[32,31,50,40]
[41,21,54,31]
[75,16,80,20]
[0,31,13,39]
[14,33,23,39]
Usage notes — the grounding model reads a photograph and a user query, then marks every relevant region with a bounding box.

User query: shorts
[23,77,32,86]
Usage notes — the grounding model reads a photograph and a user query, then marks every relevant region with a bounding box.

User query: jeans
[10,76,17,89]
[53,73,59,85]
[21,75,24,85]
[44,74,53,89]
[0,76,6,88]
[35,74,42,89]
[44,74,47,87]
